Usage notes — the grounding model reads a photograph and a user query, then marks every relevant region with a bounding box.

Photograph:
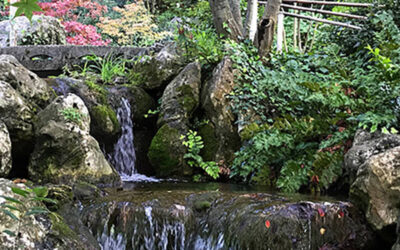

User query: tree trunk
[244,0,258,42]
[209,0,243,42]
[254,0,281,58]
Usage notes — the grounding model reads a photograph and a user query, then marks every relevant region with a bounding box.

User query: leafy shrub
[228,9,400,193]
[97,1,172,46]
[38,0,110,45]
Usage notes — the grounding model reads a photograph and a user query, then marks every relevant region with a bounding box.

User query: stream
[80,182,374,250]
[80,96,374,250]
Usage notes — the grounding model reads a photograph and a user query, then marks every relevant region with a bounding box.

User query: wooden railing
[258,0,374,53]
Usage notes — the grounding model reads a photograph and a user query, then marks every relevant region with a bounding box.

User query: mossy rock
[148,124,192,177]
[128,85,156,127]
[46,185,73,211]
[198,123,219,162]
[177,84,198,114]
[73,181,101,201]
[90,104,120,139]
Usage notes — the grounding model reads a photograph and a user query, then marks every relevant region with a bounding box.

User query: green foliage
[0,184,57,249]
[11,0,42,21]
[61,107,83,124]
[176,27,224,65]
[156,0,223,66]
[228,9,400,193]
[181,130,219,179]
[89,55,128,84]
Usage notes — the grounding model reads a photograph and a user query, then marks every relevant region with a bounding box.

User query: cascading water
[109,98,158,182]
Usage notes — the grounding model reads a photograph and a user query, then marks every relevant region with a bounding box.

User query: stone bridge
[0,45,151,73]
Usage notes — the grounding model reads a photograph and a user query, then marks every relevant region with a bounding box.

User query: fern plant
[181,130,219,179]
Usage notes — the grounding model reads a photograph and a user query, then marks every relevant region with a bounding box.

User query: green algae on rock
[157,62,201,130]
[90,104,121,140]
[148,124,192,177]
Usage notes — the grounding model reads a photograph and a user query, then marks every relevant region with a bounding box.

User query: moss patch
[91,105,120,134]
[177,85,198,113]
[198,123,218,161]
[148,124,188,177]
[84,78,107,104]
[49,212,77,239]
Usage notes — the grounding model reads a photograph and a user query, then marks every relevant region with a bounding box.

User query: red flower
[265,220,271,228]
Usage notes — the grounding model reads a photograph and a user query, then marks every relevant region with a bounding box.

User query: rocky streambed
[74,182,376,250]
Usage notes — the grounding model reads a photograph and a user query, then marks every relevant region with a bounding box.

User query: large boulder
[0,178,92,249]
[0,122,12,177]
[28,94,120,186]
[130,43,185,90]
[0,15,66,47]
[0,80,35,172]
[349,145,400,231]
[344,130,400,185]
[148,62,201,177]
[0,80,34,140]
[0,55,53,108]
[158,62,201,130]
[108,85,156,129]
[48,77,121,150]
[200,57,240,167]
[148,123,191,177]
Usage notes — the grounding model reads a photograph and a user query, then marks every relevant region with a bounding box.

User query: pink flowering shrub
[63,21,109,45]
[37,0,110,45]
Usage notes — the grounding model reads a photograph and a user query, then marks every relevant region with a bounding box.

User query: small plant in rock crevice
[181,130,219,180]
[61,107,83,124]
[0,185,57,250]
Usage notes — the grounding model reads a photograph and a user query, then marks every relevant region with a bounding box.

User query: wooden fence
[258,0,374,53]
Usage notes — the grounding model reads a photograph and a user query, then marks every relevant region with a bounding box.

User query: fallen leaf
[318,208,325,217]
[265,220,271,229]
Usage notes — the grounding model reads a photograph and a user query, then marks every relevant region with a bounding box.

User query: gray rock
[0,55,53,108]
[0,178,91,249]
[0,80,35,148]
[28,94,120,186]
[0,15,66,47]
[201,57,240,167]
[148,62,201,177]
[47,77,121,149]
[345,130,400,184]
[108,85,156,129]
[131,43,185,90]
[158,62,201,130]
[350,145,400,230]
[0,122,12,177]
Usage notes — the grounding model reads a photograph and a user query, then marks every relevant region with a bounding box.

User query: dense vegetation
[1,0,399,194]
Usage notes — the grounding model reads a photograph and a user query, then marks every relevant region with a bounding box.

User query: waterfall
[110,98,158,182]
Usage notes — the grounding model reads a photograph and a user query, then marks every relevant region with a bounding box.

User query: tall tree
[244,0,258,42]
[209,0,243,42]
